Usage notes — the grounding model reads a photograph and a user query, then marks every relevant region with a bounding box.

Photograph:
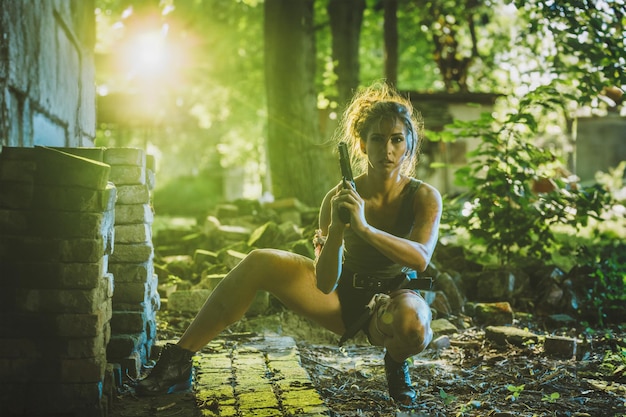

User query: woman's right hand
[332,181,368,233]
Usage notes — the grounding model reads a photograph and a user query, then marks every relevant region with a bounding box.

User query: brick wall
[0,147,114,416]
[0,146,159,416]
[105,148,159,378]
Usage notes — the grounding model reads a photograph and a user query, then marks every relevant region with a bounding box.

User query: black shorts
[336,268,407,337]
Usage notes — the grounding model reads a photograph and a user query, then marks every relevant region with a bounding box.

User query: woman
[136,82,442,406]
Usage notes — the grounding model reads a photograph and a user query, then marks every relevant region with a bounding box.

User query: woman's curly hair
[334,81,424,176]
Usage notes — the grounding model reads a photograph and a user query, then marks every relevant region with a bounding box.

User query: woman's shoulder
[412,180,442,207]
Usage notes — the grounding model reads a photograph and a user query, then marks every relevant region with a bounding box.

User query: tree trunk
[383,0,398,87]
[264,0,336,207]
[327,0,366,108]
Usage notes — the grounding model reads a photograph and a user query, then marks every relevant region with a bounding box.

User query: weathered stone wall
[105,148,159,378]
[0,0,96,147]
[0,146,115,416]
[0,146,159,416]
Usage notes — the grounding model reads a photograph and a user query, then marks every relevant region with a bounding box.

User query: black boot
[384,352,417,405]
[136,343,195,396]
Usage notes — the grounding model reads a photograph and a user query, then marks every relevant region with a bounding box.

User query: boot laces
[148,345,179,378]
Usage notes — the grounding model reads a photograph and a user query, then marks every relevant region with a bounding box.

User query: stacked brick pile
[0,147,116,416]
[104,148,160,378]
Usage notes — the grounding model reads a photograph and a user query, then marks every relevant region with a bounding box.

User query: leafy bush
[435,85,624,326]
[439,85,611,268]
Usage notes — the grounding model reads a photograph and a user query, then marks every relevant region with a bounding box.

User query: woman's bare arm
[314,185,346,293]
[351,183,442,272]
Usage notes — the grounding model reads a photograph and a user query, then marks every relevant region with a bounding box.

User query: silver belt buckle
[352,273,364,289]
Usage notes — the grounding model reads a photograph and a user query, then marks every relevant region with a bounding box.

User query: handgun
[338,142,355,224]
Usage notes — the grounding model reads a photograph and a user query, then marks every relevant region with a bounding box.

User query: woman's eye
[392,136,405,143]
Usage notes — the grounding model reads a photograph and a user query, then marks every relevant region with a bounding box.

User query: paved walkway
[110,335,331,417]
[195,336,329,417]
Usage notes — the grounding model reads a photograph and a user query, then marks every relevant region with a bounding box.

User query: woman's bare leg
[177,249,344,352]
[367,290,433,362]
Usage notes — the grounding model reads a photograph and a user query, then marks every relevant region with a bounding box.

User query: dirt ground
[151,309,625,417]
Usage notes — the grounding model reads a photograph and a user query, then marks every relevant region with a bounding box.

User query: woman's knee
[390,293,433,352]
[240,248,313,285]
[243,248,278,266]
[244,248,307,269]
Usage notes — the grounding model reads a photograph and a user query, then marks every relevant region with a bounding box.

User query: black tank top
[342,178,423,277]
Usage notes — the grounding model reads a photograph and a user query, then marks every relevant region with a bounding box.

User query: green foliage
[448,94,576,265]
[541,392,560,403]
[445,87,619,268]
[439,388,457,405]
[505,384,525,401]
[406,0,515,93]
[576,240,626,326]
[437,0,624,277]
[440,85,622,324]
[512,0,626,101]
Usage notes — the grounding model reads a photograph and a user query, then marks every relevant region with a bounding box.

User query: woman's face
[362,116,409,173]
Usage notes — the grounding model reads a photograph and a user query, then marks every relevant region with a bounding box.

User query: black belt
[351,273,404,291]
[351,273,433,292]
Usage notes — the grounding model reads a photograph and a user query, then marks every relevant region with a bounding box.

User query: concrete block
[115,203,154,225]
[109,242,153,263]
[109,164,146,185]
[194,249,218,265]
[168,289,212,312]
[0,157,37,184]
[0,158,37,182]
[15,276,110,313]
[32,182,117,212]
[114,223,152,243]
[58,237,110,262]
[0,208,28,233]
[34,147,110,190]
[116,184,150,204]
[0,338,40,358]
[485,325,539,347]
[53,303,112,337]
[114,350,144,378]
[431,318,459,335]
[108,261,153,283]
[474,302,514,326]
[52,147,105,162]
[216,224,251,242]
[0,258,108,289]
[195,274,226,291]
[218,249,247,270]
[248,221,280,248]
[107,333,147,359]
[110,310,147,334]
[544,335,577,359]
[112,281,149,304]
[52,333,108,359]
[29,208,115,239]
[104,147,145,166]
[0,180,34,209]
[60,356,107,383]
